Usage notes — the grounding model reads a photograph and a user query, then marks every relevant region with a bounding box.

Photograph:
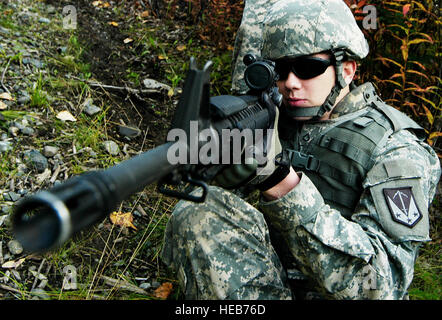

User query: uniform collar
[329,82,378,119]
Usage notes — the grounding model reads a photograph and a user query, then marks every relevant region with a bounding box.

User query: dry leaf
[102,2,111,8]
[109,211,137,230]
[140,10,149,18]
[0,100,7,110]
[123,38,133,44]
[154,282,173,299]
[109,21,119,27]
[158,54,168,60]
[2,258,25,269]
[56,110,77,122]
[0,92,14,101]
[92,0,102,6]
[176,44,186,52]
[403,4,411,16]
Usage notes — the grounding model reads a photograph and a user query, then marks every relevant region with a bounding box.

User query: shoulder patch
[368,176,430,242]
[383,187,422,228]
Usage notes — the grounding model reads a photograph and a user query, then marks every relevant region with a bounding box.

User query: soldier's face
[276,53,351,121]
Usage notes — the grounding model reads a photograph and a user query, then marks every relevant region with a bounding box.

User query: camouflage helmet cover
[261,0,369,60]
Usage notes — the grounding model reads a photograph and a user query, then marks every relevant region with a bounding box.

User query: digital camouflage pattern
[162,82,440,300]
[161,0,441,299]
[231,0,369,93]
[231,0,279,94]
[261,0,369,61]
[162,185,293,299]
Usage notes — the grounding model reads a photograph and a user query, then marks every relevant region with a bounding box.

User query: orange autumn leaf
[154,282,173,299]
[176,44,186,51]
[403,4,411,16]
[108,21,119,27]
[109,211,137,230]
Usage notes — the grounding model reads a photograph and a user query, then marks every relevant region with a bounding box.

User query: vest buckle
[288,150,320,172]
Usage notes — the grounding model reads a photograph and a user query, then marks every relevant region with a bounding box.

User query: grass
[0,0,439,301]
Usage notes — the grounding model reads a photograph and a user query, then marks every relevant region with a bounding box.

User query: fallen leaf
[123,38,133,44]
[109,21,119,27]
[56,110,77,122]
[102,2,111,8]
[158,54,168,60]
[109,211,137,230]
[176,44,186,51]
[154,282,173,299]
[140,10,149,18]
[2,258,25,269]
[92,0,102,6]
[0,92,14,101]
[0,100,7,110]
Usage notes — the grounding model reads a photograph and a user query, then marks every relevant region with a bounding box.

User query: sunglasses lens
[275,57,332,80]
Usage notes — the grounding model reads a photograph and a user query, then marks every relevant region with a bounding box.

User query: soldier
[161,0,440,299]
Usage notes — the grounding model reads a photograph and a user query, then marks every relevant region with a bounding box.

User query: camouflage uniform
[161,0,441,299]
[231,0,279,94]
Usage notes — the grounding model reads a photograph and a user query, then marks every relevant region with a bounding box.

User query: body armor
[280,84,425,218]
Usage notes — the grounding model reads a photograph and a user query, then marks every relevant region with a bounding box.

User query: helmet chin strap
[281,50,347,120]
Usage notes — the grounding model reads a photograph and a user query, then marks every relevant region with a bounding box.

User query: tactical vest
[283,93,425,218]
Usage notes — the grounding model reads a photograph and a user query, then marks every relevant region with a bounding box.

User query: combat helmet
[261,0,369,118]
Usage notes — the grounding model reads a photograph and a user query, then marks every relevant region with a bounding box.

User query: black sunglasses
[274,56,335,80]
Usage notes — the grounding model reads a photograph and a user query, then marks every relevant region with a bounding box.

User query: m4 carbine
[12,56,280,253]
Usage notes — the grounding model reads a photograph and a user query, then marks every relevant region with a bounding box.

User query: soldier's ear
[342,60,357,86]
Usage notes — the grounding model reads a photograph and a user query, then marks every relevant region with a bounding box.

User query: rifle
[12,55,280,253]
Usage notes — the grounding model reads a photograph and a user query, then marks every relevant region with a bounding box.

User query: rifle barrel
[12,141,178,252]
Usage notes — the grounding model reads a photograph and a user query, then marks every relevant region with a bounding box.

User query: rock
[82,98,101,116]
[118,124,141,138]
[38,17,51,24]
[22,57,44,69]
[103,140,120,156]
[0,141,12,153]
[3,191,21,202]
[139,282,152,290]
[42,145,59,157]
[23,149,48,173]
[21,127,35,136]
[7,240,23,255]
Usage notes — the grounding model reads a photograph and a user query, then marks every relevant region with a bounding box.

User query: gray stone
[3,191,21,202]
[38,17,51,24]
[42,145,59,157]
[118,125,141,138]
[7,240,23,255]
[0,141,12,153]
[23,149,48,173]
[103,141,120,156]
